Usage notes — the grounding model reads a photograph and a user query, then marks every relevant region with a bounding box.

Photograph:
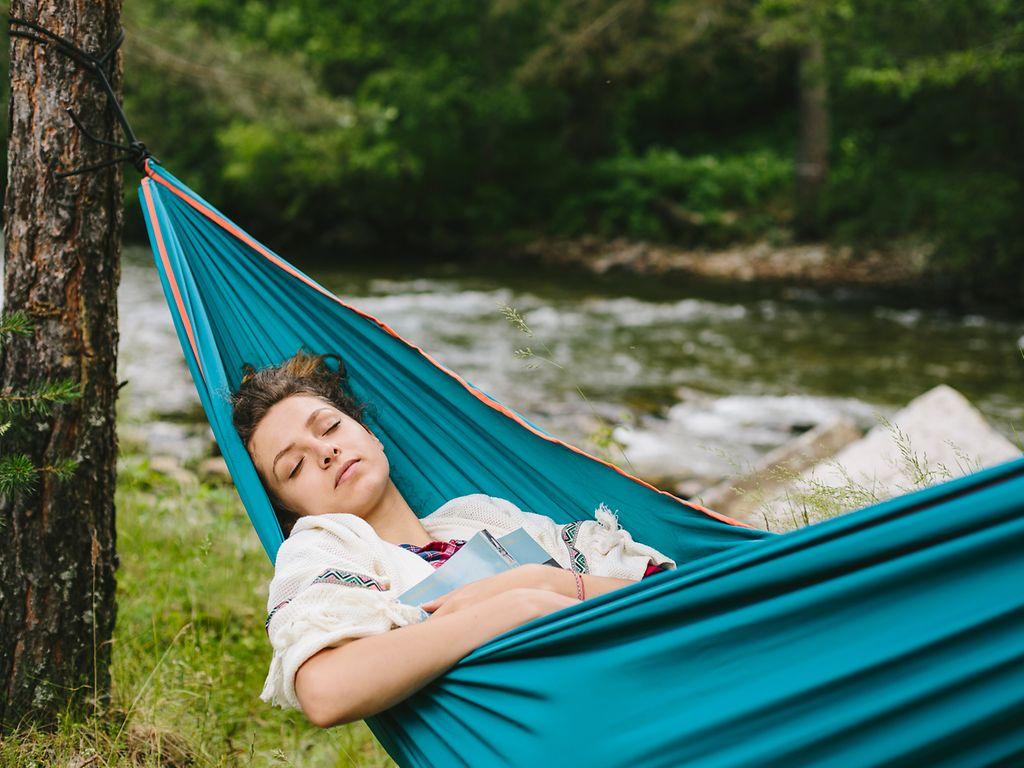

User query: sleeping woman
[231,350,676,728]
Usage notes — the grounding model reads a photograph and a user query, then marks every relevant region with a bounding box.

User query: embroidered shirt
[261,494,677,711]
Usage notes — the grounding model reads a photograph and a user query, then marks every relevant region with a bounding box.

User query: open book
[397,527,561,612]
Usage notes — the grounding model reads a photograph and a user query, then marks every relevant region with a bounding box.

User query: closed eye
[323,420,340,435]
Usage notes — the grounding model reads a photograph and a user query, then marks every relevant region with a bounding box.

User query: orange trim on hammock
[141,159,755,530]
[140,177,205,382]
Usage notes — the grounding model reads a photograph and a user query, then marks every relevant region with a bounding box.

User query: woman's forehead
[252,396,335,449]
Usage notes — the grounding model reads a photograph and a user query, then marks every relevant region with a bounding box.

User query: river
[118,245,1023,489]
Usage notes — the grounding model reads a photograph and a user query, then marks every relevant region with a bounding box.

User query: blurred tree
[825,0,1024,302]
[753,0,837,238]
[514,0,794,239]
[1,0,1018,304]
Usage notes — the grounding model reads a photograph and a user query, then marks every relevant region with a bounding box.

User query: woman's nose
[320,445,339,468]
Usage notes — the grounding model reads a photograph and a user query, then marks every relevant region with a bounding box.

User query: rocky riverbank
[514,236,932,290]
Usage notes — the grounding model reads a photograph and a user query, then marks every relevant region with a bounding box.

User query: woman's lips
[335,458,360,488]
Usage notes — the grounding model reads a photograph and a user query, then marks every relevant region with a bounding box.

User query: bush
[555,148,793,246]
[824,134,1024,305]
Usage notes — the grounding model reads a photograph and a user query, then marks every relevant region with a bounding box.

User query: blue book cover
[397,527,560,611]
[497,528,560,568]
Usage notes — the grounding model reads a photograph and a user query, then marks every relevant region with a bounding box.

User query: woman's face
[247,394,390,519]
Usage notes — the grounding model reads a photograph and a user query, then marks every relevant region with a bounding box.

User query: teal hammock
[138,158,1024,768]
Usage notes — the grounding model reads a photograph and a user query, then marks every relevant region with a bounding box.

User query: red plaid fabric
[642,561,667,577]
[399,538,467,568]
[401,538,668,578]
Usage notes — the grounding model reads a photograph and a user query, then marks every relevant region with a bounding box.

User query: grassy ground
[1,451,395,768]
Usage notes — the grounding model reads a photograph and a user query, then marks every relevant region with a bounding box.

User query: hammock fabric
[138,158,1024,768]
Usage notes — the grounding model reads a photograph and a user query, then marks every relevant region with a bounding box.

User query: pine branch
[45,458,79,483]
[0,454,80,496]
[0,379,83,419]
[0,309,84,496]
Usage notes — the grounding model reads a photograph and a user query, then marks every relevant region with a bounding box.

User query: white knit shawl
[261,494,676,711]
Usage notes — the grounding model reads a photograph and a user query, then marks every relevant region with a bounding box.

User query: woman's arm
[294,587,578,728]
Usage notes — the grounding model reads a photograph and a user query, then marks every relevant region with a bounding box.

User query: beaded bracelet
[573,571,585,601]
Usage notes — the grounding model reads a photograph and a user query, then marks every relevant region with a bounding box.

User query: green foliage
[753,0,853,48]
[0,312,82,496]
[4,0,1022,304]
[822,0,1024,302]
[846,48,1024,98]
[0,378,82,420]
[557,147,793,244]
[0,453,36,496]
[0,310,33,337]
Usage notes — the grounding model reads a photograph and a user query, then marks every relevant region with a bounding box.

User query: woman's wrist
[514,563,562,593]
[525,563,633,600]
[540,566,578,598]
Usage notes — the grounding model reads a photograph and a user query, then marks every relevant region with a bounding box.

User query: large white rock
[744,385,1021,532]
[698,416,863,524]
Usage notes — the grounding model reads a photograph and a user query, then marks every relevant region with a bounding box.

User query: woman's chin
[330,473,384,508]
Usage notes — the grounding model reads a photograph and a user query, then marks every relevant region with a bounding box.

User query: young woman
[232,351,676,728]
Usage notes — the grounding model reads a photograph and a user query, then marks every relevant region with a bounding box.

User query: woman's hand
[421,563,559,618]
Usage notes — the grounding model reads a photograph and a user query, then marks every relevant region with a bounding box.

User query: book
[496,527,560,569]
[397,527,561,612]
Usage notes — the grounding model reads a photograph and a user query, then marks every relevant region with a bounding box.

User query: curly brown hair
[230,350,366,537]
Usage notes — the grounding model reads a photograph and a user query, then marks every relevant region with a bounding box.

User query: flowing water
[118,245,1023,486]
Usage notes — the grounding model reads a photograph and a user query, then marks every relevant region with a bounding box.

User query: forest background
[2,0,1022,307]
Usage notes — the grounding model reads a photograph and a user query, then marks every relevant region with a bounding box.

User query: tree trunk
[0,1,123,730]
[795,33,829,239]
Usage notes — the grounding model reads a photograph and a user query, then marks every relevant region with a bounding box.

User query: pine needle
[0,453,38,495]
[0,310,34,337]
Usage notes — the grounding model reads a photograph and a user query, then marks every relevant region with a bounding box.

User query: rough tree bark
[0,1,123,730]
[795,33,829,239]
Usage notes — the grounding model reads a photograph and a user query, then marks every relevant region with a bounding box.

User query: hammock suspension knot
[6,15,156,177]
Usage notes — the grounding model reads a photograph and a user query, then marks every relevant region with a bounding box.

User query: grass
[0,451,395,768]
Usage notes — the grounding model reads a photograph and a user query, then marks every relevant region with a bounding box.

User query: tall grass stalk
[499,303,636,471]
